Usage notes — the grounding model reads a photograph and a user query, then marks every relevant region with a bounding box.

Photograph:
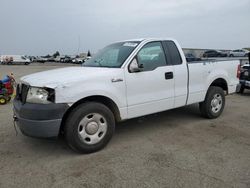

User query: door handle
[165,72,173,80]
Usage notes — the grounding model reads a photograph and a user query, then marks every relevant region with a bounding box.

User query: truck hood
[20,67,123,88]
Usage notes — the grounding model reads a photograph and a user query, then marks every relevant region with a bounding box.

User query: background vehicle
[0,55,30,65]
[14,38,239,153]
[185,53,202,62]
[72,58,85,64]
[47,57,55,62]
[34,56,47,63]
[229,49,249,57]
[64,56,73,63]
[203,50,227,58]
[237,64,250,93]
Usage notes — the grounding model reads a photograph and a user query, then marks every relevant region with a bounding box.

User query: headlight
[26,87,55,104]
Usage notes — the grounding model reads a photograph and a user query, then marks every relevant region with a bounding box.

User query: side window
[137,42,167,71]
[163,41,182,65]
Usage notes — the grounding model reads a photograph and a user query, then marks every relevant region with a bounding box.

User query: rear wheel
[199,86,225,119]
[64,102,115,153]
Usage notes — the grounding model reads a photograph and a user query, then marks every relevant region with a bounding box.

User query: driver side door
[125,41,175,119]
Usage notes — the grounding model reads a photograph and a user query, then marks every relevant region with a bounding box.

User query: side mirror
[129,57,141,73]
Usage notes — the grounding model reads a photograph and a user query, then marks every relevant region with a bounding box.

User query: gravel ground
[0,63,250,188]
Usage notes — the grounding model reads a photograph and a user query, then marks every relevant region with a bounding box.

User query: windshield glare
[83,41,140,68]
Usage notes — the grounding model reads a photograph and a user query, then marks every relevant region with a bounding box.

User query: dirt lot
[0,63,250,188]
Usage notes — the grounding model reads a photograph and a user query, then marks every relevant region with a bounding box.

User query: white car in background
[72,58,85,64]
[229,49,249,57]
[0,55,30,65]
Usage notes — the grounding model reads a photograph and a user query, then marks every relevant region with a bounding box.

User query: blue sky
[0,0,249,55]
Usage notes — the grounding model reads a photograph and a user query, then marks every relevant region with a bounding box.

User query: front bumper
[13,99,69,138]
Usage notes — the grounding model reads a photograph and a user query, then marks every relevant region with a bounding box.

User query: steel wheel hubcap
[85,122,99,135]
[78,113,107,145]
[211,94,222,113]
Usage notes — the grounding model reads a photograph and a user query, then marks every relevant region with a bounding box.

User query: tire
[229,54,234,57]
[199,86,225,119]
[0,96,7,105]
[64,102,115,153]
[239,86,244,94]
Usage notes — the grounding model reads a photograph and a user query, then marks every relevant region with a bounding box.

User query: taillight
[237,64,241,78]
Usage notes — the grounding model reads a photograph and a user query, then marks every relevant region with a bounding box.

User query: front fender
[55,82,127,109]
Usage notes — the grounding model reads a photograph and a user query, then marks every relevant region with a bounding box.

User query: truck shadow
[115,104,202,135]
[16,104,202,155]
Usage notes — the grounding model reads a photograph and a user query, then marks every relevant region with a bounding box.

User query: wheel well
[60,95,121,133]
[210,78,228,94]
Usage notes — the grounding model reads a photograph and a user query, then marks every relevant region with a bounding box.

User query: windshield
[83,41,140,68]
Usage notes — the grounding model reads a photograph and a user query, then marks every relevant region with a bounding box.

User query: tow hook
[13,115,18,136]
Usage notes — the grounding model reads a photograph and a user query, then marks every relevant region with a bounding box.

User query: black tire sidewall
[201,87,225,119]
[65,102,115,153]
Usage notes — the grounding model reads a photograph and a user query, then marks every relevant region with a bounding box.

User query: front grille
[15,84,20,100]
[16,84,29,103]
[21,84,29,103]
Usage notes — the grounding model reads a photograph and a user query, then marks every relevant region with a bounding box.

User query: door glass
[163,41,182,65]
[137,42,167,72]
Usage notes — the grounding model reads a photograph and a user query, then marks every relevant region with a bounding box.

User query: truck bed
[188,57,248,65]
[187,59,239,105]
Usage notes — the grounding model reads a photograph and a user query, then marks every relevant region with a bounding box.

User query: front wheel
[64,102,115,153]
[0,96,7,105]
[199,86,225,119]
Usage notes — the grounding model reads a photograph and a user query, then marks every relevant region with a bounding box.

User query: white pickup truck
[13,38,240,153]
